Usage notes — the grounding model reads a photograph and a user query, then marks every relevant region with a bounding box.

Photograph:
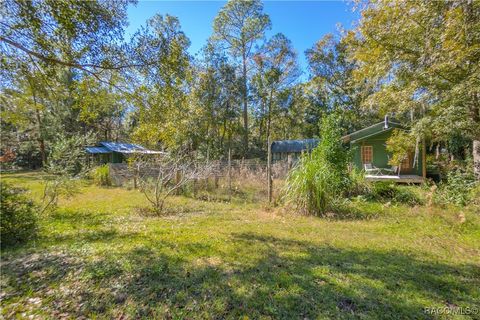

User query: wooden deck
[365,174,424,183]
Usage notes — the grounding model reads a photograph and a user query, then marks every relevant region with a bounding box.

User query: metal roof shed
[85,141,164,164]
[271,139,319,154]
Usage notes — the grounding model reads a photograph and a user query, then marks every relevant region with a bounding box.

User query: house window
[361,146,373,164]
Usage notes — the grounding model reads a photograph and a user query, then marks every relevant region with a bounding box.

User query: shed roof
[271,139,319,153]
[86,146,110,154]
[85,141,164,154]
[99,141,147,153]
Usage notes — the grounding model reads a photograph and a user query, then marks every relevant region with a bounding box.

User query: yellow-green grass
[1,171,479,319]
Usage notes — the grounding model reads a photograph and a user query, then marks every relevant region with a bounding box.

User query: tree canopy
[1,0,478,178]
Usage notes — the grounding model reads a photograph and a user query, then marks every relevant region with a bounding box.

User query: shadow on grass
[1,170,48,181]
[1,232,479,319]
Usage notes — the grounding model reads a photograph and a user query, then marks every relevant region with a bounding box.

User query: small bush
[347,169,370,197]
[0,182,38,248]
[370,182,397,199]
[91,164,111,186]
[434,168,477,206]
[368,182,421,206]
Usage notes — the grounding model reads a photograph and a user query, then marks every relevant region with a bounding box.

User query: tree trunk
[242,50,248,156]
[266,89,273,151]
[474,139,480,180]
[33,94,46,166]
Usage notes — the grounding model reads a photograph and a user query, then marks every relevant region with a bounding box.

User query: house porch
[365,174,424,183]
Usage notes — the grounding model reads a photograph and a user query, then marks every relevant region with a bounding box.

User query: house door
[400,153,413,174]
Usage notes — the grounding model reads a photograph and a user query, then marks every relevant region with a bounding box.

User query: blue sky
[126,1,358,75]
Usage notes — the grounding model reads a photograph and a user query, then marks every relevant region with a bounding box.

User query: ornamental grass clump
[91,164,111,186]
[284,115,351,216]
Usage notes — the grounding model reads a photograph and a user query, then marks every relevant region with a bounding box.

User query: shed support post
[422,139,426,180]
[228,148,232,202]
[267,137,272,203]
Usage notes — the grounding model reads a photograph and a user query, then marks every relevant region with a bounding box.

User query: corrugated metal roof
[85,146,110,154]
[86,142,165,154]
[271,139,319,153]
[99,141,146,153]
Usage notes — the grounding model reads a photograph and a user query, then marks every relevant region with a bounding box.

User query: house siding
[351,130,423,176]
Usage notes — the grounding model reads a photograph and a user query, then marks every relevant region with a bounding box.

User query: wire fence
[108,159,293,202]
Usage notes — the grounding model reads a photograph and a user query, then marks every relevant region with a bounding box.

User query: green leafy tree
[190,42,242,158]
[0,182,38,248]
[306,33,376,132]
[41,133,94,213]
[386,129,416,174]
[349,0,480,178]
[1,0,132,78]
[212,0,271,155]
[129,14,192,152]
[252,33,300,149]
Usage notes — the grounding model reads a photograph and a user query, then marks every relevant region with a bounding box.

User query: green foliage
[129,14,193,150]
[0,182,38,248]
[91,164,111,186]
[213,0,272,153]
[284,115,351,215]
[41,134,91,212]
[46,133,94,176]
[2,171,479,319]
[212,0,271,58]
[252,33,300,148]
[349,0,480,175]
[368,182,422,206]
[305,33,375,132]
[346,169,369,197]
[386,129,417,169]
[434,168,478,206]
[1,0,131,75]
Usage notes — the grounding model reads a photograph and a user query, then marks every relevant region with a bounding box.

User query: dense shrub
[47,134,93,176]
[284,115,351,216]
[91,164,111,186]
[40,134,93,212]
[0,182,38,248]
[368,182,421,206]
[434,168,478,206]
[346,169,369,197]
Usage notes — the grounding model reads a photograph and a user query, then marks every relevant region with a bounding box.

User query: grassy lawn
[1,171,479,319]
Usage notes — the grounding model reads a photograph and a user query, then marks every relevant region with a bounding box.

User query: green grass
[1,171,479,319]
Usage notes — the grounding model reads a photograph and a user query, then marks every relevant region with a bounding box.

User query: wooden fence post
[175,170,181,195]
[228,148,232,202]
[214,161,219,189]
[133,166,136,189]
[267,137,272,203]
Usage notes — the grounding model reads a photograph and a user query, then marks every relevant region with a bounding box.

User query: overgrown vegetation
[1,0,479,317]
[284,115,351,215]
[386,129,417,174]
[40,135,90,213]
[0,182,38,248]
[434,167,478,207]
[133,156,212,214]
[1,172,479,319]
[284,116,428,215]
[367,182,422,206]
[3,0,478,177]
[91,164,111,186]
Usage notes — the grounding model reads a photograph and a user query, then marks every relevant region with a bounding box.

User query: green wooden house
[271,117,426,183]
[342,117,426,183]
